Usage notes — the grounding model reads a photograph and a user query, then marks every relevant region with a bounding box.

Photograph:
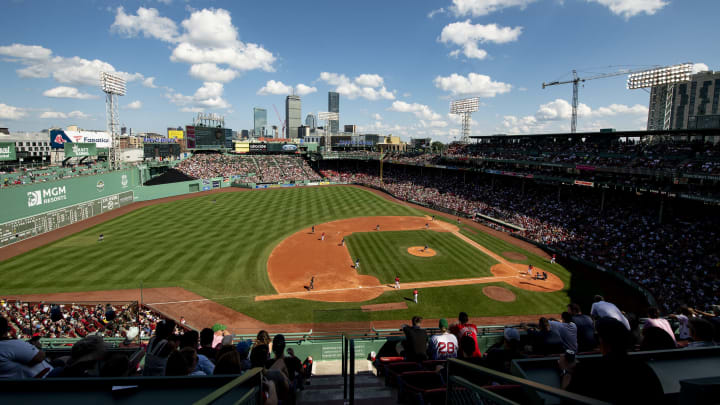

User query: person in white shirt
[428,319,458,360]
[590,295,630,330]
[549,312,578,352]
[643,307,676,344]
[0,317,52,379]
[669,306,692,340]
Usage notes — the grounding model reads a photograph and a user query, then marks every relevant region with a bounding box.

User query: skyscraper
[305,113,317,130]
[285,95,301,139]
[253,107,267,138]
[328,91,339,134]
[647,70,720,130]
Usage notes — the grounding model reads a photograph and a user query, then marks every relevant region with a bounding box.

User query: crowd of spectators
[441,138,720,175]
[321,165,720,313]
[175,154,321,183]
[0,300,177,341]
[1,162,109,188]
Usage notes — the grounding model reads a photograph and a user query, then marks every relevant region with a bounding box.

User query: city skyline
[0,0,718,142]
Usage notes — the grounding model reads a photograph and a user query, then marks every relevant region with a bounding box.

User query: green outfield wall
[0,167,233,248]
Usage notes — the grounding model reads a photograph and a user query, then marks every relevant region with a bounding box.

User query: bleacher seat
[384,362,422,387]
[397,370,446,404]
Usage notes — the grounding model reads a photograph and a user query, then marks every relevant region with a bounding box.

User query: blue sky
[0,0,717,141]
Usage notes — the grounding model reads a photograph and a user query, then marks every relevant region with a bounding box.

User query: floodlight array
[450,97,480,114]
[627,63,692,89]
[100,72,126,96]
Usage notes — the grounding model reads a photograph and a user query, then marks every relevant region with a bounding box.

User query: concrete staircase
[297,360,395,405]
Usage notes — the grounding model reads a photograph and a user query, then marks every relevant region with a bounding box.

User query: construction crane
[542,67,657,133]
[272,104,285,138]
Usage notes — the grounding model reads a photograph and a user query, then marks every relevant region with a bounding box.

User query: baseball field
[0,185,575,327]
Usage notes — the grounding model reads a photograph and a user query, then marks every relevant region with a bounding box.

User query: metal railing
[193,368,263,405]
[446,359,611,405]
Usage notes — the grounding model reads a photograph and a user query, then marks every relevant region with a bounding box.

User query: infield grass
[345,230,497,283]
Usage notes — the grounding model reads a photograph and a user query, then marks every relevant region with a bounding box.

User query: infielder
[527,264,533,276]
[341,238,345,246]
[394,276,400,289]
[321,232,325,241]
[310,276,315,290]
[375,224,380,231]
[355,258,360,269]
[312,225,315,234]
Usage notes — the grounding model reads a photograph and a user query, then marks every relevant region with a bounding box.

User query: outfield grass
[0,186,574,323]
[0,187,420,296]
[345,230,497,283]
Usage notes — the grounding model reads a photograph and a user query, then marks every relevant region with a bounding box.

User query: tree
[431,141,445,154]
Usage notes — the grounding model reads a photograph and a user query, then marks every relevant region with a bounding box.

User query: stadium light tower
[450,97,479,143]
[627,63,692,130]
[318,111,339,152]
[100,72,126,170]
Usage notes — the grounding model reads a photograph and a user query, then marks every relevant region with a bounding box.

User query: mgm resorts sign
[27,186,67,207]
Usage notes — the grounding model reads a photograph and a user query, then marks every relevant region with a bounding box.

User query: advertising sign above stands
[50,129,111,149]
[64,142,97,157]
[0,142,16,161]
[168,129,184,139]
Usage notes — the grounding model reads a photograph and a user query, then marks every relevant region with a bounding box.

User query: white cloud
[169,8,275,72]
[434,73,512,97]
[125,100,143,110]
[142,77,158,88]
[0,44,52,60]
[257,80,293,95]
[181,107,204,113]
[157,0,172,4]
[373,113,383,121]
[451,0,536,17]
[428,8,445,18]
[111,7,179,42]
[295,83,317,96]
[440,20,522,59]
[0,43,148,87]
[0,103,27,120]
[586,0,668,18]
[692,63,710,74]
[68,111,89,119]
[501,98,648,133]
[388,101,442,120]
[189,63,238,82]
[166,81,230,110]
[318,72,395,100]
[355,74,384,87]
[40,111,67,119]
[43,86,97,99]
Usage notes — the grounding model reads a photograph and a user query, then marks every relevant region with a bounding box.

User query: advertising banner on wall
[0,142,16,161]
[50,129,111,149]
[64,142,97,157]
[168,129,184,139]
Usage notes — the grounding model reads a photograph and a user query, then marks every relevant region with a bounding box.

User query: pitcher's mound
[483,286,516,302]
[408,246,436,257]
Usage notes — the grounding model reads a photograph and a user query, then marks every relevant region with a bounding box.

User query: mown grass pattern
[345,230,497,283]
[0,186,572,323]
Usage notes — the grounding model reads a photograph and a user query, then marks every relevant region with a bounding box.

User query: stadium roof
[470,128,720,140]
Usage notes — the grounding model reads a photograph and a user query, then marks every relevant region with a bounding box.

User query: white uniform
[428,332,459,360]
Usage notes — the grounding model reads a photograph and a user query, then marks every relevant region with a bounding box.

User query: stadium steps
[297,371,395,405]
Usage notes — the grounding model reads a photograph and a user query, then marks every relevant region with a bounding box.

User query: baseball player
[312,225,315,234]
[432,215,435,221]
[310,276,314,290]
[413,289,419,304]
[527,264,533,276]
[543,271,548,280]
[98,233,104,242]
[395,276,400,289]
[375,224,380,231]
[428,319,459,360]
[423,244,429,252]
[425,223,429,230]
[550,254,556,264]
[341,238,345,246]
[355,258,360,269]
[321,232,325,241]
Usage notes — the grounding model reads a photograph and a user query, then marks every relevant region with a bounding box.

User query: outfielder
[98,234,104,242]
[395,276,400,289]
[413,289,419,304]
[550,254,556,264]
